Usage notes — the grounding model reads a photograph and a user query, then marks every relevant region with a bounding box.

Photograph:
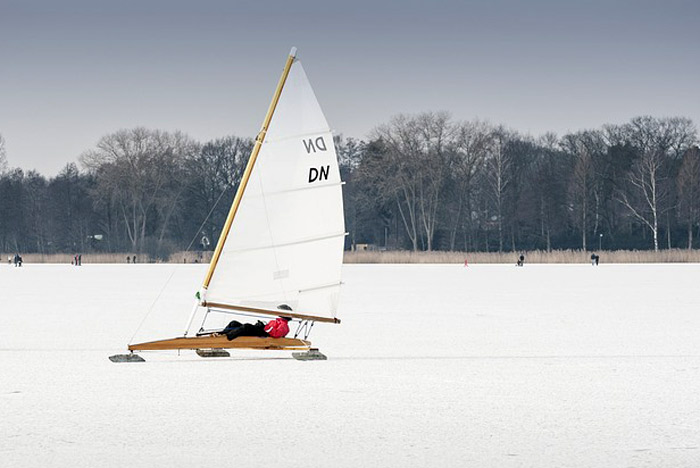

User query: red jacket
[264,318,290,338]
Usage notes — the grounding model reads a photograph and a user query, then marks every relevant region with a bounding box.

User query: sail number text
[304,136,330,184]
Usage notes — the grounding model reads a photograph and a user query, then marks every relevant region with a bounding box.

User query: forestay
[204,60,345,321]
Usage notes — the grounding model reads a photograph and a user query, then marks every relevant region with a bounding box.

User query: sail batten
[298,281,343,293]
[204,57,345,322]
[224,232,346,254]
[245,181,343,198]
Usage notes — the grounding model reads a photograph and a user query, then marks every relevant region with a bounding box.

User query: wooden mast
[202,47,298,291]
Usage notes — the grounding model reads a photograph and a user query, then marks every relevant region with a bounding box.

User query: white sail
[205,60,345,320]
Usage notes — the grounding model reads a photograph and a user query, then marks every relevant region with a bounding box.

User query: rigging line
[128,184,232,345]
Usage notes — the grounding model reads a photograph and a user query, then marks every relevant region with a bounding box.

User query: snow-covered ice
[1,263,699,467]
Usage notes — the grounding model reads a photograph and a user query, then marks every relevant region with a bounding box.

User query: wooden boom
[203,301,341,324]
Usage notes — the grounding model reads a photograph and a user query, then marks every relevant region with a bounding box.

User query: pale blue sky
[1,0,698,174]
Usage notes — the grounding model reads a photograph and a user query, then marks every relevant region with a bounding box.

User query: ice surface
[1,263,699,467]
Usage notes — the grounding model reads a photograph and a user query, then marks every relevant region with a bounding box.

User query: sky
[1,0,699,175]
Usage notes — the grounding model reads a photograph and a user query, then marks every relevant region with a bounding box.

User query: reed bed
[343,249,700,264]
[5,249,700,264]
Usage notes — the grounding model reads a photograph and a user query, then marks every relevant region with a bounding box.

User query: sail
[204,60,345,320]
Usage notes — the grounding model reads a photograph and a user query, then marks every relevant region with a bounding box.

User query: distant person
[132,255,137,264]
[78,254,82,266]
[126,256,131,264]
[516,254,525,267]
[591,253,600,266]
[15,254,22,267]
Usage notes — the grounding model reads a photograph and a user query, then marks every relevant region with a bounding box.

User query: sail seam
[264,128,332,145]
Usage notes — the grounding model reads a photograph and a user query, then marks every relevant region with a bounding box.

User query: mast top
[290,47,297,58]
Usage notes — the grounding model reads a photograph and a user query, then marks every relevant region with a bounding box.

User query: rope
[127,185,231,344]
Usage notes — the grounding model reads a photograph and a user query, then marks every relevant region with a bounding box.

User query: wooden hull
[129,335,311,352]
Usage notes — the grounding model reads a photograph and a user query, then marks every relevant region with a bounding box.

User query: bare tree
[562,131,602,250]
[372,112,453,251]
[616,117,697,251]
[0,133,8,174]
[45,163,96,253]
[449,120,492,250]
[184,136,251,248]
[677,146,700,248]
[334,134,363,172]
[415,112,453,251]
[618,150,666,250]
[531,133,568,252]
[372,115,419,250]
[484,127,514,252]
[81,128,195,253]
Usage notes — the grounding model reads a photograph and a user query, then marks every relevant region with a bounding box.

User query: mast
[202,47,298,292]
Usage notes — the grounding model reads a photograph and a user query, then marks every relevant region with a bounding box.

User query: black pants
[221,320,268,341]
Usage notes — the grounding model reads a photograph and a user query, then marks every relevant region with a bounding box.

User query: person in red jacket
[215,317,291,340]
[214,304,293,340]
[264,316,291,338]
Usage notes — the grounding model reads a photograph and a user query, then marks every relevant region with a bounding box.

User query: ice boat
[110,47,344,362]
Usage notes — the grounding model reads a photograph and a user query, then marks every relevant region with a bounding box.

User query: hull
[129,335,311,351]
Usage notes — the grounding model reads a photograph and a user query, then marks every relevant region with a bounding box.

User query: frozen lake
[1,263,699,467]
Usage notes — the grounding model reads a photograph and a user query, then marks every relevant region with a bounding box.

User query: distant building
[353,243,379,251]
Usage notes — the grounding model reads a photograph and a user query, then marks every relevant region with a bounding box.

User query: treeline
[347,113,699,252]
[1,114,699,258]
[0,130,251,258]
